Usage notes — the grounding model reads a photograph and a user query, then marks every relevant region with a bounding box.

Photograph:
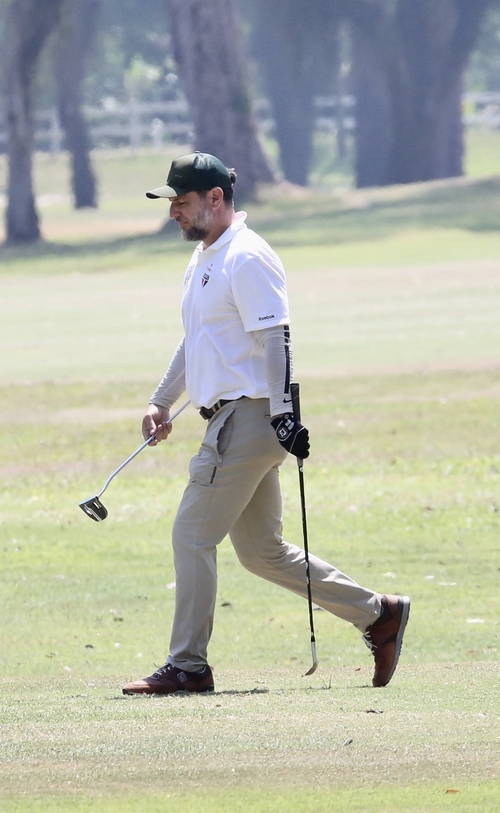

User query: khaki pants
[168,397,381,670]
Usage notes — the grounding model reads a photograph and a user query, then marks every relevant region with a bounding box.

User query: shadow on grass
[254,175,500,249]
[0,218,180,263]
[1,176,499,265]
[106,683,374,701]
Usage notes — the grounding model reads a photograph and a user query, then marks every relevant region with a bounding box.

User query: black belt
[199,397,243,421]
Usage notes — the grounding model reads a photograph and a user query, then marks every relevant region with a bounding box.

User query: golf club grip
[291,382,301,423]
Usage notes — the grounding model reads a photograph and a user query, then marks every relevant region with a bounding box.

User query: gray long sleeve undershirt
[259,324,293,416]
[149,337,186,410]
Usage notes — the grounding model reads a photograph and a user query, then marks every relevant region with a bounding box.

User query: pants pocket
[189,409,235,486]
[215,409,234,459]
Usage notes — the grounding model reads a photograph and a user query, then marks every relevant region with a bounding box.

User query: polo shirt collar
[198,211,247,254]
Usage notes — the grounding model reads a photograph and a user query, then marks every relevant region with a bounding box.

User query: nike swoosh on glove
[271,414,310,459]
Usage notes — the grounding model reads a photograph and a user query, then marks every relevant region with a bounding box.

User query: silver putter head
[79,496,108,521]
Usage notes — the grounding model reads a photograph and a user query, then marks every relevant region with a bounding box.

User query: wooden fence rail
[0,93,498,154]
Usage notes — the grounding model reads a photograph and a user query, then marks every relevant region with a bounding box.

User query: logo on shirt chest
[201,264,213,287]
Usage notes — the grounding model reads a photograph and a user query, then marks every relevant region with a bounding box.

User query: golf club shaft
[290,383,318,673]
[297,457,317,649]
[96,399,190,497]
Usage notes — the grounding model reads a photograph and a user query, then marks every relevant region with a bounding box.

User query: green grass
[0,665,498,810]
[465,128,500,177]
[0,149,499,811]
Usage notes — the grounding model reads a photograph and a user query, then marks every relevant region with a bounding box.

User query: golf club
[291,382,318,676]
[79,400,191,521]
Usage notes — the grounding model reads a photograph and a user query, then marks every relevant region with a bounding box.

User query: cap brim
[145,184,189,199]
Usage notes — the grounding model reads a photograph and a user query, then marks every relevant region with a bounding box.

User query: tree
[88,0,169,105]
[248,0,341,186]
[2,0,65,243]
[164,0,275,199]
[348,0,494,187]
[467,0,500,91]
[53,0,100,208]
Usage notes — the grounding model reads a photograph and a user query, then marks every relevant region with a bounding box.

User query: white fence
[0,93,498,154]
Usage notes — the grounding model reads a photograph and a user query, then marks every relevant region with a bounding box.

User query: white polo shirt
[182,212,289,409]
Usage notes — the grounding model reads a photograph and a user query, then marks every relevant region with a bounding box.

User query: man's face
[169,191,213,241]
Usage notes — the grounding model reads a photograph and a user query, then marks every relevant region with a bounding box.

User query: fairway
[0,151,499,812]
[0,665,498,811]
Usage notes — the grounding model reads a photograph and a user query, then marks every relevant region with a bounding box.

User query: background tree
[467,0,500,92]
[2,0,499,230]
[349,10,392,189]
[88,0,169,105]
[164,0,275,199]
[3,0,65,243]
[53,0,100,208]
[247,0,341,186]
[348,0,494,187]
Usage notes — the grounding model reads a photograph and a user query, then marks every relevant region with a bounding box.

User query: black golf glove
[271,413,310,459]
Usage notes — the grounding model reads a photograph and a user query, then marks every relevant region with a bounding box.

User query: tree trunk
[250,1,317,186]
[383,0,477,184]
[53,0,100,208]
[349,0,493,188]
[3,0,65,243]
[250,0,341,186]
[165,0,275,200]
[350,16,392,189]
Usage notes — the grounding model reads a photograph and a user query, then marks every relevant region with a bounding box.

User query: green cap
[146,152,232,199]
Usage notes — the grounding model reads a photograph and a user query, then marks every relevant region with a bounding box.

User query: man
[123,152,410,696]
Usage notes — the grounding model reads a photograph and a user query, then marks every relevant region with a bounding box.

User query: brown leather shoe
[363,594,410,687]
[123,663,214,695]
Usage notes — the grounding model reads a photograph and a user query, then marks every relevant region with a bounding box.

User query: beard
[180,205,213,242]
[182,224,209,242]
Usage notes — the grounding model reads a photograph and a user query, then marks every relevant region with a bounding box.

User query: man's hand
[271,413,310,459]
[142,404,173,445]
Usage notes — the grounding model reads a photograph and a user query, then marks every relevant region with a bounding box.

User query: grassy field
[0,143,499,812]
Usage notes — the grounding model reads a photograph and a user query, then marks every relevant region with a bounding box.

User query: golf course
[1,134,499,812]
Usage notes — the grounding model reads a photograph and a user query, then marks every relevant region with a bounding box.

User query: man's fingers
[142,416,158,443]
[154,421,172,442]
[142,411,172,444]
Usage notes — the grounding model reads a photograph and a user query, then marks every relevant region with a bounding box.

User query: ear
[210,187,224,209]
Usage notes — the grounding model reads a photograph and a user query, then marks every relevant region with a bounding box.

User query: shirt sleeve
[231,252,289,333]
[150,337,186,409]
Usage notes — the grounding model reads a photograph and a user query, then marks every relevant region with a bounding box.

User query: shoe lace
[362,631,375,652]
[151,664,173,680]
